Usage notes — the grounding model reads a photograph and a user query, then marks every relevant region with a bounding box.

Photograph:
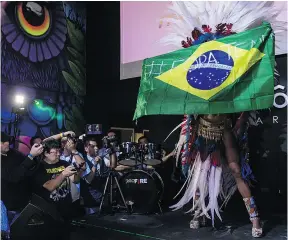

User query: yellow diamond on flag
[155,41,265,100]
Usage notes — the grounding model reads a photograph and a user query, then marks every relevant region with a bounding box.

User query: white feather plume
[163,120,186,143]
[198,156,211,219]
[213,166,223,222]
[170,153,202,211]
[159,1,287,53]
[173,162,194,200]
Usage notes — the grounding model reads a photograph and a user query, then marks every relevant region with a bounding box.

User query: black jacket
[1,150,38,211]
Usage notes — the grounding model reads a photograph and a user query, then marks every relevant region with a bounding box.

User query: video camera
[102,135,119,152]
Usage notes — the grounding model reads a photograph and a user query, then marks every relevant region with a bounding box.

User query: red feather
[211,151,221,166]
[202,25,212,33]
[192,28,202,40]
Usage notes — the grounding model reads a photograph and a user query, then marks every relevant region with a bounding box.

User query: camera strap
[69,154,73,164]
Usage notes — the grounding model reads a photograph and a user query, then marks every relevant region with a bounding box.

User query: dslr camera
[72,162,85,172]
[66,134,78,144]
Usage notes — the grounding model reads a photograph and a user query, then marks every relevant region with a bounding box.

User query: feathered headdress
[160,1,286,51]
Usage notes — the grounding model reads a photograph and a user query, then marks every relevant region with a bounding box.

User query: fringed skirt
[170,117,255,226]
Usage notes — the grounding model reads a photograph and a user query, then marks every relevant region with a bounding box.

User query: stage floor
[70,210,287,240]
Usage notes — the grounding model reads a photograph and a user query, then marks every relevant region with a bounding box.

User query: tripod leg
[99,173,110,214]
[110,175,113,213]
[114,176,128,209]
[158,201,163,215]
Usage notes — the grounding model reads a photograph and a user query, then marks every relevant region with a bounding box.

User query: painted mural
[1,2,86,154]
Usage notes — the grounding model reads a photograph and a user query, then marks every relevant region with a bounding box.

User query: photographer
[59,136,89,211]
[60,135,87,173]
[83,138,101,181]
[1,132,43,212]
[99,130,130,172]
[33,140,81,220]
[81,138,105,205]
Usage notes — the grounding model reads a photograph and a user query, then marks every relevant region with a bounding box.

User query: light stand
[9,95,26,148]
[10,107,25,149]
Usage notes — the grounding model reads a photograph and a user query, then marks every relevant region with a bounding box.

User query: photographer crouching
[33,140,83,221]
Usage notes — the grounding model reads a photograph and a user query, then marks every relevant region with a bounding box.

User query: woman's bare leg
[223,130,261,230]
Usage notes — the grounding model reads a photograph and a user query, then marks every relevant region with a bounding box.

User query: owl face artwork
[1,2,86,154]
[1,1,68,90]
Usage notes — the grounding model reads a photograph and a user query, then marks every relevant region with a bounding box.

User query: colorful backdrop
[1,2,86,154]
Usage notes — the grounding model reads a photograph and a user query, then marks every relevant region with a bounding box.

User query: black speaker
[10,194,65,239]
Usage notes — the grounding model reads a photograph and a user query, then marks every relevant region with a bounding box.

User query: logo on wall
[274,85,288,109]
[249,84,287,126]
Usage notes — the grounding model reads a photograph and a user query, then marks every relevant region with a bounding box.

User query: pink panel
[120,1,175,64]
[120,1,287,64]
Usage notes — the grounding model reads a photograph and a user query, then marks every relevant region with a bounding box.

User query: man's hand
[169,150,176,157]
[64,131,75,137]
[93,156,101,165]
[61,166,77,178]
[65,139,76,152]
[30,144,43,157]
[79,134,86,140]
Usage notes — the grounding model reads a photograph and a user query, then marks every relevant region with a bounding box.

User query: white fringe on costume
[170,152,237,226]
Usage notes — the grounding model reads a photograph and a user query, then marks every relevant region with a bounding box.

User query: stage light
[15,95,25,105]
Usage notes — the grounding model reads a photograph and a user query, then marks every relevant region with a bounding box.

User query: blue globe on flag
[186,50,234,90]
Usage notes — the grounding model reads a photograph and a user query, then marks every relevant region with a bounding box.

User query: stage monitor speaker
[10,194,64,239]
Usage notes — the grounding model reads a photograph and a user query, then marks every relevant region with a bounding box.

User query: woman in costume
[160,2,286,238]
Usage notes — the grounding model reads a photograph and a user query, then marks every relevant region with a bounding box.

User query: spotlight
[15,95,25,105]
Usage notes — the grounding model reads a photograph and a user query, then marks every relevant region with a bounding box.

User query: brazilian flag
[133,22,275,120]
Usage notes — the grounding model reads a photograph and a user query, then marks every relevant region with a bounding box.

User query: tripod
[98,169,129,215]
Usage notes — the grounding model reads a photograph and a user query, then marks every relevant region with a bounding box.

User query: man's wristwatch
[27,153,34,160]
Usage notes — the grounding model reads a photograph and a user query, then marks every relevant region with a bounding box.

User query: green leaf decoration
[74,60,86,78]
[65,119,81,136]
[67,47,85,64]
[62,71,86,96]
[68,60,85,83]
[72,105,85,123]
[65,119,74,132]
[64,109,73,121]
[67,19,85,53]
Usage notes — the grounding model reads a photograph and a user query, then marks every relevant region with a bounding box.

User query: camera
[102,135,119,152]
[72,162,85,171]
[66,134,78,144]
